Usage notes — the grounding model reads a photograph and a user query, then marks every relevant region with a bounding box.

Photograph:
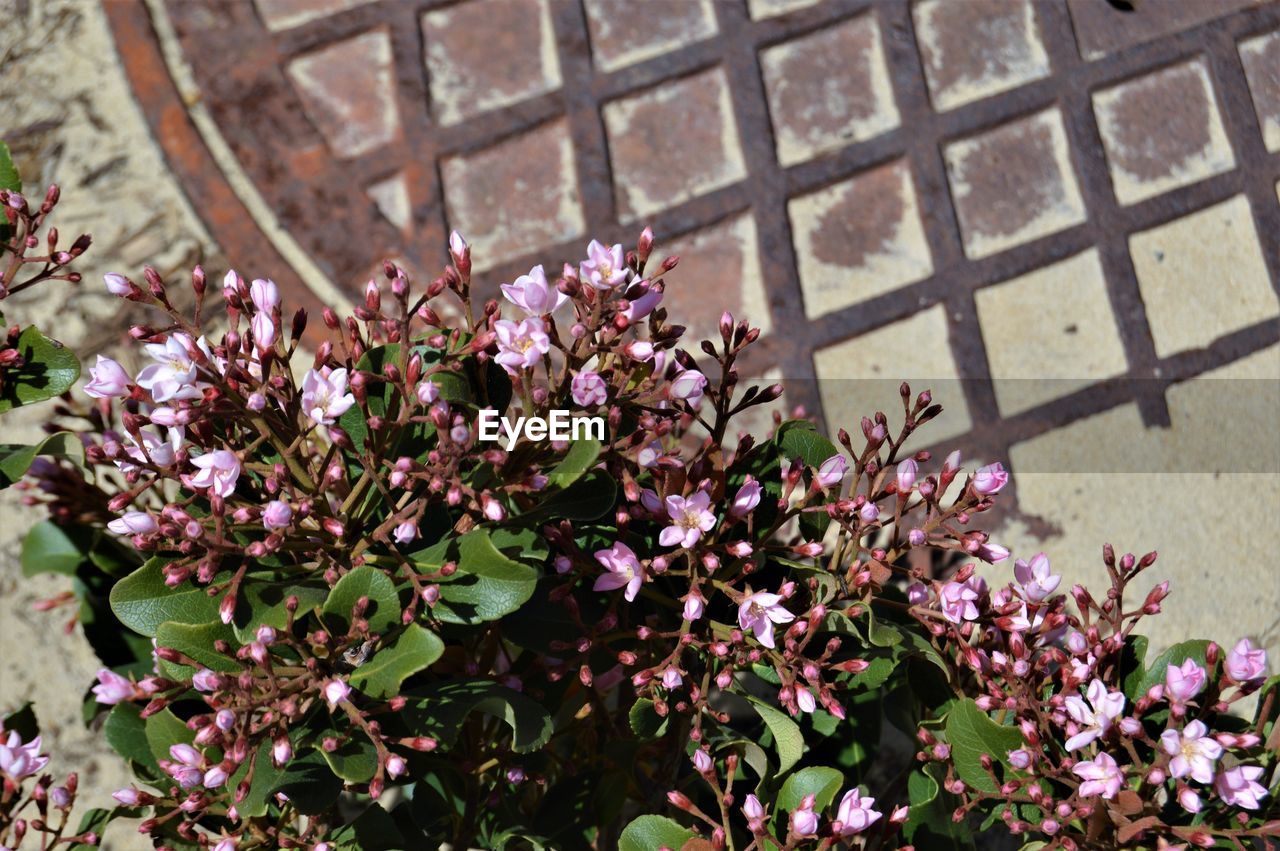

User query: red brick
[286,29,401,159]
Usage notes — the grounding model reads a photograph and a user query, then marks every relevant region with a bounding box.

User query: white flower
[135,333,209,403]
[494,318,551,374]
[738,589,795,649]
[1063,678,1125,751]
[300,367,355,426]
[579,240,627,290]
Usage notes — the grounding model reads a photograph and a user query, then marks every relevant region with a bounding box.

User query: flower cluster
[0,715,98,850]
[8,210,1277,851]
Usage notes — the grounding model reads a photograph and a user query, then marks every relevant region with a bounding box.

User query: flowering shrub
[3,152,1278,849]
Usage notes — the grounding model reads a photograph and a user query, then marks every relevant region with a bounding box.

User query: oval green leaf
[110,558,223,637]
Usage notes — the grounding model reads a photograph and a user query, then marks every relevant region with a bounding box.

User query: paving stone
[255,0,375,31]
[747,0,822,20]
[1093,58,1235,206]
[1067,0,1256,60]
[1128,194,1278,357]
[659,213,771,342]
[604,67,746,223]
[1239,30,1280,153]
[812,304,971,444]
[976,249,1126,415]
[366,173,411,232]
[422,0,562,126]
[441,119,584,272]
[913,0,1051,112]
[583,0,718,73]
[761,12,899,166]
[789,159,932,318]
[944,107,1087,259]
[286,28,401,159]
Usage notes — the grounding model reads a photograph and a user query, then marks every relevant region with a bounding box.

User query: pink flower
[1072,751,1123,799]
[272,736,293,767]
[416,380,439,404]
[896,459,918,491]
[1160,721,1222,784]
[252,311,276,352]
[972,462,1009,495]
[164,743,206,788]
[662,668,683,689]
[593,541,644,602]
[682,591,705,621]
[203,765,229,788]
[323,679,352,711]
[1165,659,1207,704]
[1063,678,1126,751]
[92,668,136,704]
[1214,764,1267,809]
[1008,749,1032,769]
[975,542,1009,563]
[112,787,143,806]
[790,795,819,836]
[659,492,716,549]
[580,239,627,290]
[501,265,567,315]
[907,582,929,605]
[730,477,762,517]
[571,370,607,407]
[249,278,279,312]
[1225,638,1267,683]
[1014,552,1060,602]
[300,367,355,426]
[743,793,765,821]
[939,578,981,624]
[833,790,881,836]
[187,449,241,498]
[0,731,49,780]
[393,521,418,545]
[738,589,795,649]
[815,454,848,489]
[213,839,237,851]
[83,355,132,398]
[621,281,663,321]
[104,272,132,296]
[1178,787,1201,813]
[669,369,707,406]
[107,511,158,536]
[263,500,292,530]
[494,318,551,374]
[192,669,220,692]
[794,686,816,714]
[692,749,712,774]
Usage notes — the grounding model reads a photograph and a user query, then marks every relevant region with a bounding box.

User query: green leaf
[323,565,401,635]
[1130,639,1212,699]
[349,623,444,698]
[1120,634,1149,700]
[156,620,240,675]
[0,140,19,192]
[2,703,39,740]
[322,731,379,782]
[403,679,553,754]
[329,803,406,850]
[628,698,669,739]
[943,698,1024,794]
[104,701,159,776]
[0,432,84,488]
[0,325,80,413]
[232,579,328,643]
[618,815,697,851]
[235,740,342,818]
[777,766,844,814]
[774,420,840,539]
[144,707,194,768]
[546,438,601,488]
[20,519,91,576]
[904,763,972,848]
[521,469,617,523]
[414,528,538,625]
[110,558,222,637]
[65,808,114,851]
[747,696,804,775]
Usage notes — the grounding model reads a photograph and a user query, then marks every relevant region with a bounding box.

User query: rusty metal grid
[107,0,1280,470]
